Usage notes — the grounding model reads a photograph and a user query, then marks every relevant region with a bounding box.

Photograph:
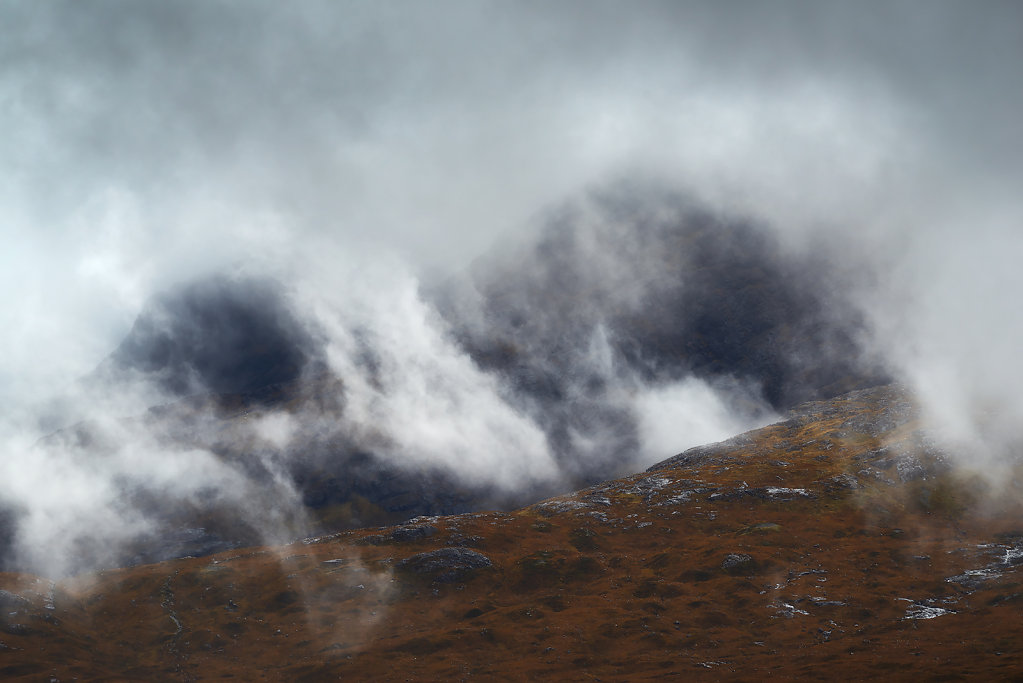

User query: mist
[2,1,1022,575]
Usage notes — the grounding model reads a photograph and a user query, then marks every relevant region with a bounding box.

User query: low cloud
[1,412,308,577]
[634,378,774,464]
[296,256,562,491]
[2,2,1022,574]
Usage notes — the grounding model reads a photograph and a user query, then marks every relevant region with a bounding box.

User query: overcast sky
[2,0,1022,445]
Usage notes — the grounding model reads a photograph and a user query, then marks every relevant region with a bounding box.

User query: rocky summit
[3,384,1023,680]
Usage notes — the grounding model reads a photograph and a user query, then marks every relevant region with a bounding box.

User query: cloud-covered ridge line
[1,181,890,576]
[2,2,1023,575]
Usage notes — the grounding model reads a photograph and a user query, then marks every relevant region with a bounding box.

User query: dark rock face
[433,184,887,480]
[101,275,319,398]
[397,547,493,583]
[457,188,880,401]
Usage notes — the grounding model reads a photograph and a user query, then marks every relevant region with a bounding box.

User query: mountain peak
[100,275,319,398]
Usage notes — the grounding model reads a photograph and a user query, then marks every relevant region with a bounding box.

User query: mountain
[4,384,1022,680]
[17,375,511,571]
[3,187,889,576]
[95,275,322,399]
[431,185,888,479]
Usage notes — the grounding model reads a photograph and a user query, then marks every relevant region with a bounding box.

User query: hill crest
[4,384,1023,680]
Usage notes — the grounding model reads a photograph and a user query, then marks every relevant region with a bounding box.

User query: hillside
[3,384,1022,680]
[3,189,891,576]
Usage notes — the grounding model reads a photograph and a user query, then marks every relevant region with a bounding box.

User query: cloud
[0,411,308,577]
[295,255,561,491]
[2,1,1023,572]
[633,378,774,464]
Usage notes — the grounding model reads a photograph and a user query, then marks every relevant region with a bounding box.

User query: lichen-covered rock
[358,524,439,546]
[390,525,439,543]
[397,548,492,583]
[721,553,757,575]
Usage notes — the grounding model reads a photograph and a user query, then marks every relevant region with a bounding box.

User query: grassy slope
[4,385,1023,681]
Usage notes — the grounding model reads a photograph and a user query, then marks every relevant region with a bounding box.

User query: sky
[2,1,1023,574]
[2,1,1021,383]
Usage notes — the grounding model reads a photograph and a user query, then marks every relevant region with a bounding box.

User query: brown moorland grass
[3,385,1023,681]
